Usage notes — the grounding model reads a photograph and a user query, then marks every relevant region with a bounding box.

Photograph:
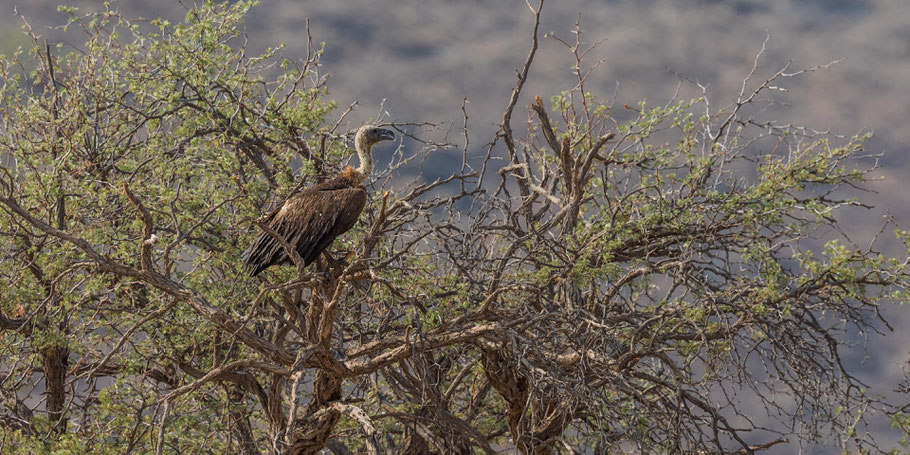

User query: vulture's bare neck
[355,133,374,178]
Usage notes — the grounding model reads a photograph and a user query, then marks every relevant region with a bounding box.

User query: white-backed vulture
[242,125,395,276]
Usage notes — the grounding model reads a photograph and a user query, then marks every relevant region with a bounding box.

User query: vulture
[242,125,395,276]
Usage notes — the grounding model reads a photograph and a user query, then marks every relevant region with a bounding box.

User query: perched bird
[242,125,395,276]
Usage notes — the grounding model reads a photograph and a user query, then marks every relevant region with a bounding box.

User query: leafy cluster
[0,1,341,451]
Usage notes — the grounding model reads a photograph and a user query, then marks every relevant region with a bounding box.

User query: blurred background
[2,0,909,450]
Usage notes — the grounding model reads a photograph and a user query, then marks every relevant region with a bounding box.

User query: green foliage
[892,412,910,451]
[476,43,910,449]
[0,1,337,450]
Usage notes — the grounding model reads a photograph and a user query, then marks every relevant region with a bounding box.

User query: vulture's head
[353,125,395,177]
[356,125,396,147]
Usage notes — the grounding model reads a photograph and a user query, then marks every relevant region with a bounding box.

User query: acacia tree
[1,1,908,453]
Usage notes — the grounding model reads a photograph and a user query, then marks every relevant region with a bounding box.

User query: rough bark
[482,349,573,455]
[42,346,68,434]
[227,388,261,455]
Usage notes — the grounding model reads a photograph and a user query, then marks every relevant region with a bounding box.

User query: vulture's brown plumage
[242,125,395,276]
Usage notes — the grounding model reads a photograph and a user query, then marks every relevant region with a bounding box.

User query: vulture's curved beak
[378,128,395,141]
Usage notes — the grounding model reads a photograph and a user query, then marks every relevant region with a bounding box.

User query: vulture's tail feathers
[242,233,285,277]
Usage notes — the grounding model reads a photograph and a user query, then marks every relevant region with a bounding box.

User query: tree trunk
[227,388,261,455]
[42,345,68,434]
[284,273,345,454]
[482,349,571,455]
